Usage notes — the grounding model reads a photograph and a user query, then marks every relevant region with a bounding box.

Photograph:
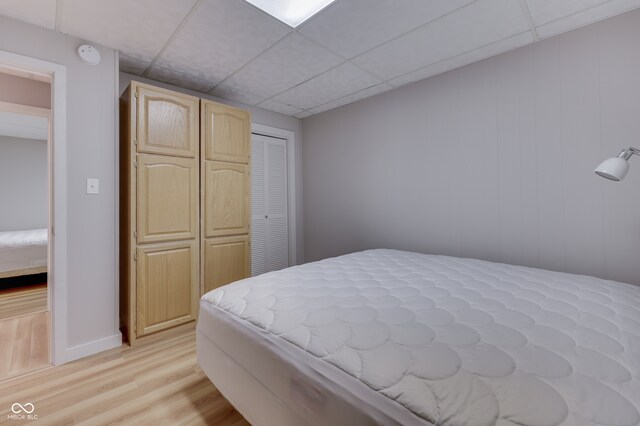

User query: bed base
[197,329,310,426]
[0,265,47,280]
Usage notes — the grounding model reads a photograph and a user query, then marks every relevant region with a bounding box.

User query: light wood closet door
[202,100,250,164]
[203,236,250,293]
[136,241,198,336]
[136,85,198,158]
[137,154,197,244]
[204,161,250,237]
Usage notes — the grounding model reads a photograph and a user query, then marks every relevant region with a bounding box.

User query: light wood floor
[0,284,47,321]
[0,311,50,381]
[0,330,250,425]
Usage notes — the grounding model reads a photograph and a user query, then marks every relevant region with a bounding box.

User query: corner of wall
[65,332,122,362]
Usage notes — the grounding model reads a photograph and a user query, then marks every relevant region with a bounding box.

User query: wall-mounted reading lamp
[594,147,640,181]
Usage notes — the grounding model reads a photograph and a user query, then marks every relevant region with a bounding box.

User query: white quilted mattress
[0,228,48,248]
[201,249,640,426]
[0,229,48,274]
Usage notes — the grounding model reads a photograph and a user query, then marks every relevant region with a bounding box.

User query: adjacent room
[0,69,51,381]
[0,1,639,425]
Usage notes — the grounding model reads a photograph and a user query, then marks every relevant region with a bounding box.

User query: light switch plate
[87,178,99,195]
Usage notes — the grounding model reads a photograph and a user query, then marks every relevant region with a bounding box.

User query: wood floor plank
[0,330,249,426]
[9,337,31,374]
[0,311,50,381]
[29,312,49,368]
[0,284,47,320]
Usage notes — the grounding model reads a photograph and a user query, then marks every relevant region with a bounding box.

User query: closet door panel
[251,218,266,276]
[265,139,289,271]
[204,161,250,237]
[251,136,267,276]
[267,217,288,272]
[137,154,198,243]
[202,100,250,164]
[251,136,265,218]
[203,236,250,293]
[251,135,289,274]
[137,241,198,336]
[266,141,288,217]
[136,85,198,158]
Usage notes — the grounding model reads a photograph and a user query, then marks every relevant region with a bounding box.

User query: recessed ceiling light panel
[245,0,336,27]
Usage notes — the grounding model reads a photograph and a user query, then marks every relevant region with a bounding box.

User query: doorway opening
[0,66,52,380]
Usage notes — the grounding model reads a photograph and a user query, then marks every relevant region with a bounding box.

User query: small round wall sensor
[77,44,101,65]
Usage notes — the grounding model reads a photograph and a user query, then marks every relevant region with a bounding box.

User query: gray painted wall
[302,9,640,286]
[0,136,47,231]
[0,16,120,351]
[119,72,305,265]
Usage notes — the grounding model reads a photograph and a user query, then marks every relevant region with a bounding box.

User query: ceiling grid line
[210,0,483,104]
[206,29,294,95]
[339,0,482,68]
[258,60,350,108]
[303,82,386,114]
[140,0,205,77]
[385,30,534,89]
[2,0,639,117]
[530,0,639,40]
[208,30,338,94]
[519,0,539,41]
[226,29,388,108]
[54,0,63,31]
[287,25,393,96]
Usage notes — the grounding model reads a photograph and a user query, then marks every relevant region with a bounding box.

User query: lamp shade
[594,157,629,181]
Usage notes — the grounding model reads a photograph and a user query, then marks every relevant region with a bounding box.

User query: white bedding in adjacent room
[198,249,640,426]
[0,228,48,248]
[0,228,48,274]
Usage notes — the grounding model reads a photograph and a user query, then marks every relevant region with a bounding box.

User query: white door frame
[251,123,297,266]
[0,49,68,365]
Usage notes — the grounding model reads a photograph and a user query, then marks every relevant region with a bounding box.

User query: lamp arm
[618,147,640,160]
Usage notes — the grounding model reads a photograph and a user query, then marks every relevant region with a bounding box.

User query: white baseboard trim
[65,332,122,362]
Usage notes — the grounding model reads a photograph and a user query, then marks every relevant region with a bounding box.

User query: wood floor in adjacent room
[0,311,50,381]
[0,330,249,425]
[0,283,47,321]
[0,277,51,383]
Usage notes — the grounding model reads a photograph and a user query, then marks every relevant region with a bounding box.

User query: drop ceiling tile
[389,31,534,87]
[294,111,313,119]
[525,0,608,26]
[0,0,56,29]
[534,0,640,38]
[155,0,290,84]
[257,99,303,116]
[145,65,214,93]
[353,0,529,81]
[299,0,475,59]
[60,0,197,63]
[308,83,393,114]
[119,53,149,75]
[272,62,380,110]
[217,32,342,99]
[209,85,266,106]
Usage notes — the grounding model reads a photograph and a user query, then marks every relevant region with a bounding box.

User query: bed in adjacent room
[0,228,48,279]
[197,249,640,426]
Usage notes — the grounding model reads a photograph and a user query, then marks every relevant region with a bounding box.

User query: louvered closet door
[251,134,288,276]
